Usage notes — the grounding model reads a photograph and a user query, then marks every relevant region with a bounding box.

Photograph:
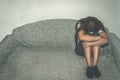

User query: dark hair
[75,16,106,33]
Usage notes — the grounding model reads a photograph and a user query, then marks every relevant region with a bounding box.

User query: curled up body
[75,16,108,79]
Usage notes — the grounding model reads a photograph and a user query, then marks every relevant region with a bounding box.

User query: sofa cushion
[0,46,119,80]
[12,19,77,48]
[0,46,84,80]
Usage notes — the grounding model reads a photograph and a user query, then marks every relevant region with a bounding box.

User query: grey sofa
[0,19,120,80]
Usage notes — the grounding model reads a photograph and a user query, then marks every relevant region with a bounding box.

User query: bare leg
[84,47,94,78]
[84,47,92,67]
[92,46,100,66]
[92,46,101,78]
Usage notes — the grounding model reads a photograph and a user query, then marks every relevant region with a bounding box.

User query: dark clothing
[74,31,99,57]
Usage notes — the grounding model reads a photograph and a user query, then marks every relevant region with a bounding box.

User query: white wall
[114,0,120,38]
[0,0,118,42]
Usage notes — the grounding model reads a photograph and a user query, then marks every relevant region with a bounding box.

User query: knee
[92,46,100,49]
[92,46,100,51]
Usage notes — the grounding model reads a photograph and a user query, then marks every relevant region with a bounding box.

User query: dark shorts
[75,32,100,57]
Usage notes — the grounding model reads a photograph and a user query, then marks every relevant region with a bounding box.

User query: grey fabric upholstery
[0,34,19,73]
[12,19,76,48]
[109,33,120,70]
[0,19,120,80]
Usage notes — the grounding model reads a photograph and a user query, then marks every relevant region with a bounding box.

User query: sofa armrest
[109,33,120,70]
[0,34,19,73]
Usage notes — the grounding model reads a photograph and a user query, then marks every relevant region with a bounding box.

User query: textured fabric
[0,46,119,80]
[109,33,120,70]
[0,19,119,80]
[0,34,19,73]
[0,46,84,80]
[12,19,76,48]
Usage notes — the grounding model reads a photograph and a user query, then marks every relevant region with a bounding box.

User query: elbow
[79,36,84,41]
[104,38,108,44]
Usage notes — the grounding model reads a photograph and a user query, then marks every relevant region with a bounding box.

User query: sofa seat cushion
[76,53,120,80]
[0,46,120,80]
[0,46,85,80]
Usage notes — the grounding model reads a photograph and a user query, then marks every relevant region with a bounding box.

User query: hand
[82,42,91,48]
[94,36,101,40]
[97,36,101,39]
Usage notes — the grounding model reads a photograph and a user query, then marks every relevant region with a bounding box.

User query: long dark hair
[75,16,106,33]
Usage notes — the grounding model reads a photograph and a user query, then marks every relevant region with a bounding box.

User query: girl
[75,16,108,79]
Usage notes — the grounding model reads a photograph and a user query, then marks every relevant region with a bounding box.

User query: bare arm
[82,31,108,47]
[78,30,101,42]
[89,31,108,46]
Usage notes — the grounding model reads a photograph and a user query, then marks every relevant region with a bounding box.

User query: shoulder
[99,26,106,32]
[98,30,104,33]
[99,30,108,39]
[78,30,85,37]
[76,21,81,29]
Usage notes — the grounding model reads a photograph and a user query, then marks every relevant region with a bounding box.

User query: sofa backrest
[12,19,77,48]
[12,19,109,49]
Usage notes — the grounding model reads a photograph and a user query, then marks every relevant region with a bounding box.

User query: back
[12,19,77,48]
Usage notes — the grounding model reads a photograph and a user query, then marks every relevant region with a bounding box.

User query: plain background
[0,0,119,42]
